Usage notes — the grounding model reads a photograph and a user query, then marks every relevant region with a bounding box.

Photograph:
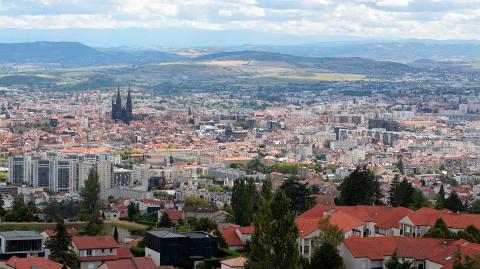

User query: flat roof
[147,230,188,239]
[0,231,42,240]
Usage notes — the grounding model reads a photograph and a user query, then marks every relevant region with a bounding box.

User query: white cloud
[0,0,478,40]
[218,9,233,17]
[376,0,412,7]
[239,5,266,17]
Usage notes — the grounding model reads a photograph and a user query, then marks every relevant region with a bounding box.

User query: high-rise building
[111,84,134,124]
[8,156,31,184]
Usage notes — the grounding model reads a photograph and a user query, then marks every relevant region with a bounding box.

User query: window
[88,262,95,269]
[110,248,113,253]
[304,246,310,255]
[86,249,92,256]
[102,249,105,253]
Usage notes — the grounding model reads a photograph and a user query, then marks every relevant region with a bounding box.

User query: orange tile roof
[220,257,247,267]
[405,208,480,229]
[102,257,156,269]
[73,235,119,250]
[219,225,246,247]
[343,237,480,269]
[6,256,64,269]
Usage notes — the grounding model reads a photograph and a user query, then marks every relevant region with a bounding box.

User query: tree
[159,212,172,228]
[0,193,5,220]
[337,167,382,206]
[231,178,258,226]
[435,185,446,210]
[389,175,401,207]
[194,217,218,232]
[184,197,210,207]
[424,218,453,239]
[246,190,301,269]
[317,216,343,247]
[396,178,414,207]
[79,168,101,220]
[214,229,228,248]
[128,202,139,220]
[113,226,119,242]
[384,249,414,269]
[260,177,272,200]
[445,191,463,212]
[4,194,35,222]
[309,242,344,269]
[45,220,78,269]
[458,225,480,244]
[280,176,315,215]
[453,251,480,269]
[410,189,432,210]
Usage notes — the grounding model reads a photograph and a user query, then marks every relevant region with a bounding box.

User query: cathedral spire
[116,84,122,105]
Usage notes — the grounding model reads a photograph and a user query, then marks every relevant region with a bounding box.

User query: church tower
[111,84,133,124]
[124,84,133,123]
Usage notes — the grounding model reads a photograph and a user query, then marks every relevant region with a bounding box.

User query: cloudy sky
[0,0,479,47]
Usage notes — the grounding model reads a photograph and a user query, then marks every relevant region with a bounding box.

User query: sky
[0,0,479,47]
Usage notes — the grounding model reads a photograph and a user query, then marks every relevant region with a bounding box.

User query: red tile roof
[238,225,255,234]
[73,236,119,250]
[6,256,64,269]
[219,224,246,247]
[405,208,480,229]
[43,227,78,238]
[162,210,183,221]
[343,237,480,269]
[102,257,156,269]
[117,244,134,259]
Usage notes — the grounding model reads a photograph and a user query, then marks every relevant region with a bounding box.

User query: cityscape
[1,1,480,269]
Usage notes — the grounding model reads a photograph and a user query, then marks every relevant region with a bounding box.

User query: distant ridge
[0,41,184,66]
[195,50,416,75]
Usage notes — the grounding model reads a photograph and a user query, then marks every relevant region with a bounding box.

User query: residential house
[72,236,132,269]
[218,224,255,250]
[340,236,480,269]
[399,207,480,237]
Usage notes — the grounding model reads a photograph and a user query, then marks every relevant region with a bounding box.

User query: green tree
[231,178,258,226]
[410,189,431,210]
[260,177,272,200]
[4,194,34,222]
[445,191,463,212]
[113,226,119,242]
[309,242,344,269]
[246,190,301,269]
[458,225,480,244]
[79,168,101,220]
[0,193,5,220]
[280,176,315,215]
[435,185,446,210]
[337,167,382,206]
[389,175,401,207]
[128,202,139,220]
[194,218,218,232]
[159,212,172,228]
[316,216,343,248]
[45,220,78,269]
[79,168,103,235]
[453,251,480,269]
[184,197,210,207]
[384,249,414,269]
[424,218,454,239]
[214,229,228,248]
